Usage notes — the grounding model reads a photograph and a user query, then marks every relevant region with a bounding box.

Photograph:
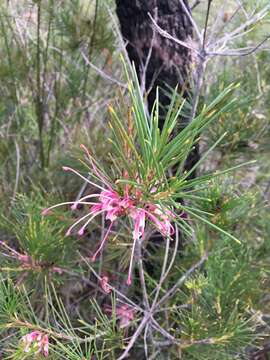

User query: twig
[208,34,270,57]
[137,235,156,355]
[151,317,179,343]
[81,50,127,89]
[36,1,45,168]
[202,0,213,50]
[211,5,269,48]
[80,254,144,313]
[179,0,202,44]
[115,251,208,358]
[143,323,150,359]
[191,0,200,10]
[137,238,150,310]
[154,303,191,313]
[152,236,170,300]
[140,9,156,98]
[208,3,241,46]
[162,228,180,281]
[156,252,208,307]
[117,315,150,360]
[190,50,206,121]
[236,2,263,95]
[12,140,20,201]
[148,13,201,56]
[153,336,215,348]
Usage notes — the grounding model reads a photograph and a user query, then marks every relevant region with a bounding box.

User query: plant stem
[156,252,208,308]
[46,2,63,167]
[36,1,45,168]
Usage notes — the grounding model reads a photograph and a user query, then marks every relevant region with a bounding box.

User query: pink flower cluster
[104,304,135,328]
[100,275,111,294]
[21,331,49,357]
[42,145,176,285]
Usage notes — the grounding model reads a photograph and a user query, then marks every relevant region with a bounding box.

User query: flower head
[117,304,135,328]
[100,276,111,294]
[42,145,177,285]
[104,304,135,328]
[21,331,49,357]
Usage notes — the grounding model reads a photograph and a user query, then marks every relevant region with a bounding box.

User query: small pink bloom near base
[100,276,111,294]
[21,331,49,357]
[104,304,135,328]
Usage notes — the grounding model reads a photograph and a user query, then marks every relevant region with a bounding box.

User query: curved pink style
[41,145,177,286]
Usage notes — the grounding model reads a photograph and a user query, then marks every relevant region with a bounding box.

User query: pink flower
[145,204,175,237]
[18,254,31,263]
[117,304,135,328]
[130,208,145,240]
[104,304,135,328]
[100,276,111,294]
[22,331,49,357]
[42,145,177,286]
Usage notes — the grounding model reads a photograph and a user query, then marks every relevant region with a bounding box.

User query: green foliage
[1,195,76,266]
[0,0,269,359]
[57,0,114,52]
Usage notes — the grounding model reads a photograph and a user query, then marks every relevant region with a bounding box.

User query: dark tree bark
[115,0,200,297]
[116,0,199,174]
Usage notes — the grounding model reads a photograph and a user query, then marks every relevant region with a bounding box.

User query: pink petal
[100,276,111,294]
[42,335,49,357]
[62,166,106,191]
[131,209,145,240]
[127,238,137,286]
[91,221,114,261]
[41,208,52,216]
[78,228,85,236]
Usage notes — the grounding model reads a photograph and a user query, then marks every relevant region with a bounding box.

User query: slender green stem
[36,1,45,168]
[46,0,63,166]
[81,0,99,104]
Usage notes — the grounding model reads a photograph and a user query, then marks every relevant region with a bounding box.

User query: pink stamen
[52,266,63,274]
[65,209,105,237]
[80,144,112,188]
[70,193,101,210]
[77,206,108,236]
[62,166,107,191]
[144,208,174,237]
[78,228,85,236]
[70,196,107,212]
[42,200,98,215]
[18,254,31,263]
[127,237,137,286]
[91,221,114,262]
[65,212,92,236]
[42,208,52,216]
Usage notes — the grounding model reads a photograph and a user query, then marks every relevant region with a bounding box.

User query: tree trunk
[116,0,199,174]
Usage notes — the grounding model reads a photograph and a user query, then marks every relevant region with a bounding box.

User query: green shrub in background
[0,1,269,359]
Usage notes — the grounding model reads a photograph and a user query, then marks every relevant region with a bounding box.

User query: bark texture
[116,0,199,173]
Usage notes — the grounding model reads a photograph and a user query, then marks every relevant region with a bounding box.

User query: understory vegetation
[0,1,270,359]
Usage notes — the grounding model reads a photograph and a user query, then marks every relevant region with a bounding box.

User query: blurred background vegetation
[0,0,269,359]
